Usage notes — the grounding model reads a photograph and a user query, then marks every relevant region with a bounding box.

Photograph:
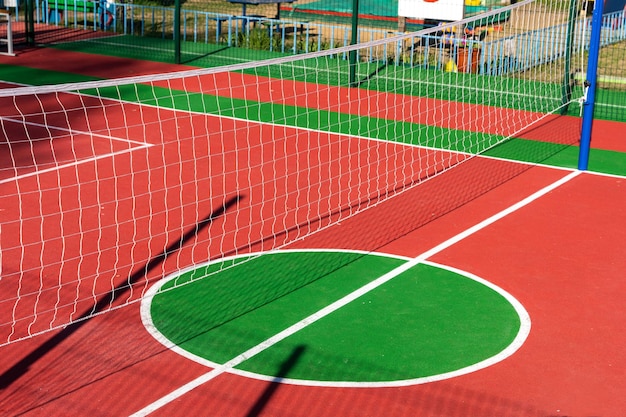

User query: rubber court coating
[2,46,626,416]
[148,251,522,383]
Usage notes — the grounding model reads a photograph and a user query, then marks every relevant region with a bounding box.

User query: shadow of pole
[181,46,231,65]
[0,194,242,390]
[245,345,306,417]
[352,61,390,88]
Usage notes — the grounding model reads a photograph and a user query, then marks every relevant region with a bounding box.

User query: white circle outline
[140,249,531,388]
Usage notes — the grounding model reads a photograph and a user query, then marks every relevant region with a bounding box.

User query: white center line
[130,169,581,417]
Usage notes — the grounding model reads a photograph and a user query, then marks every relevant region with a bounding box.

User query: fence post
[174,0,181,64]
[24,0,35,45]
[560,0,579,115]
[349,0,359,87]
[578,0,604,171]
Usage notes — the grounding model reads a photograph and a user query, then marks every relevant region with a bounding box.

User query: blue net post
[579,0,604,171]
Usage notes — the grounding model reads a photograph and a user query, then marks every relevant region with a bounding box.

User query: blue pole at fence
[578,0,605,171]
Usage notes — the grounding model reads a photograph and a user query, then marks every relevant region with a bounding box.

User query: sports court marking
[130,169,581,417]
[141,249,530,387]
[0,115,149,147]
[0,115,153,185]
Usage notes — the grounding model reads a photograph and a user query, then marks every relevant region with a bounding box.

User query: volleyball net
[0,0,587,346]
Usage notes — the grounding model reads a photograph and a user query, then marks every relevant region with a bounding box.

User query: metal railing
[12,1,625,80]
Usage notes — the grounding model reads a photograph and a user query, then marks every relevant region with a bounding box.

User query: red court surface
[1,48,625,417]
[1,163,625,417]
[0,117,150,182]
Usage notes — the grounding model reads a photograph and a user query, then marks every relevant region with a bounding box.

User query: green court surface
[48,38,589,116]
[145,251,526,384]
[2,59,625,176]
[291,0,399,18]
[50,35,280,67]
[0,60,626,174]
[47,34,626,125]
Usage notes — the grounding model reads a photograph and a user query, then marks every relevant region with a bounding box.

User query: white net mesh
[0,0,586,346]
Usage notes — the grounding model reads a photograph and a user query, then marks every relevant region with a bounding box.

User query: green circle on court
[144,250,528,385]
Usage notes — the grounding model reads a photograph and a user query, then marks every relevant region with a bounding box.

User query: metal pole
[560,0,579,115]
[174,0,181,64]
[25,0,35,45]
[578,0,604,170]
[349,0,359,87]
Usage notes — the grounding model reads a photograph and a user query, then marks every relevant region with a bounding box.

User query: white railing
[40,0,399,55]
[30,1,626,75]
[0,10,15,56]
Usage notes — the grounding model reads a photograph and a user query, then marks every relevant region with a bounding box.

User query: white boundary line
[140,249,531,388]
[130,169,582,417]
[0,145,153,186]
[0,116,154,185]
[0,115,150,147]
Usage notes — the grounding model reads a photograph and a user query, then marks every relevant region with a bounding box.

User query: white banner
[398,0,466,21]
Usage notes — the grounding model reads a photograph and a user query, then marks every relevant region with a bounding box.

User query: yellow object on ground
[444,59,458,73]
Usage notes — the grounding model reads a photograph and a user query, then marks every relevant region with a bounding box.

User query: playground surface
[1,40,626,416]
